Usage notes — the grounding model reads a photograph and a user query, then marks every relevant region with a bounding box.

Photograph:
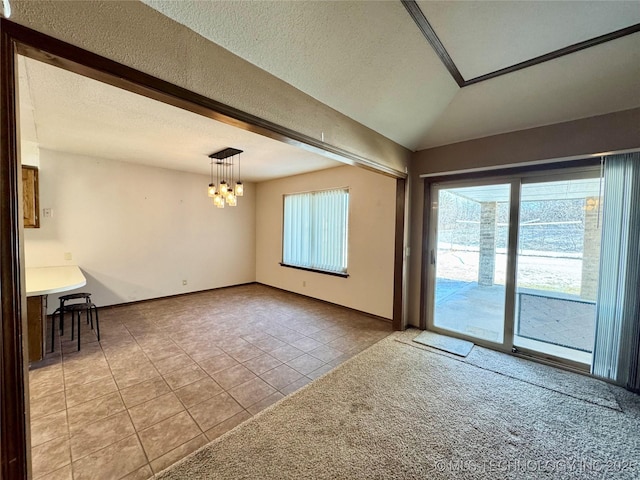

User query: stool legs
[70,310,82,352]
[77,311,81,352]
[51,301,100,354]
[50,311,56,353]
[59,299,65,335]
[90,305,100,341]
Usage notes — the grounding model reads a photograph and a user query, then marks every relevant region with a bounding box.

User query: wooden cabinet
[27,295,47,362]
[22,165,40,228]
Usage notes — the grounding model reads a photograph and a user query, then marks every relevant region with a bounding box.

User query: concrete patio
[434,278,595,352]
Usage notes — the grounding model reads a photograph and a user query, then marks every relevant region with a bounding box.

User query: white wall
[256,166,396,319]
[24,149,256,313]
[21,141,40,167]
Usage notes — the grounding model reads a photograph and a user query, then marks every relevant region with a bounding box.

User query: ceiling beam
[401,0,464,88]
[464,23,640,86]
[6,20,407,179]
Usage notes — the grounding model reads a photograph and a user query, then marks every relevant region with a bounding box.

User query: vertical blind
[283,188,349,274]
[592,153,640,391]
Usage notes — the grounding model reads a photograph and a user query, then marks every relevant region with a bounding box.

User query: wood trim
[1,20,405,180]
[279,263,349,278]
[86,282,259,311]
[401,0,465,88]
[97,281,392,323]
[392,178,406,330]
[258,283,392,324]
[21,165,40,228]
[464,23,640,86]
[0,21,29,479]
[401,1,640,88]
[422,157,601,184]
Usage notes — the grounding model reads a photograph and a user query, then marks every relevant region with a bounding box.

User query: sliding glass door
[427,168,602,366]
[429,182,515,346]
[514,177,602,365]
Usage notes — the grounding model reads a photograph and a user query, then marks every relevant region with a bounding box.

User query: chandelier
[207,148,244,208]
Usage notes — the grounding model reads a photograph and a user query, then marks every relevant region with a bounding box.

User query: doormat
[413,331,474,357]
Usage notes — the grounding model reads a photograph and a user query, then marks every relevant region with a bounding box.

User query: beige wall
[25,149,256,313]
[11,0,410,175]
[413,107,640,175]
[256,166,396,319]
[407,108,640,327]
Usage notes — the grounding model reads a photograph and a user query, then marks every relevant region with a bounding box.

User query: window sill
[279,263,349,278]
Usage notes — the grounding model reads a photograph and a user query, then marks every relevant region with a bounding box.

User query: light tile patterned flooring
[28,284,392,479]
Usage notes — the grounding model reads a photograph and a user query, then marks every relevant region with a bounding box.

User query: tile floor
[28,284,392,479]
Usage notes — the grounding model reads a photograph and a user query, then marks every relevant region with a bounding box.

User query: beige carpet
[413,330,474,356]
[396,329,619,410]
[158,333,640,479]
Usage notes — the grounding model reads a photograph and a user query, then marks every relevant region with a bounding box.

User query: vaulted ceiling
[142,0,640,151]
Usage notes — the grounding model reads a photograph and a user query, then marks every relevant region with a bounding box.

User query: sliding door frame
[422,163,603,369]
[0,19,409,478]
[425,176,521,354]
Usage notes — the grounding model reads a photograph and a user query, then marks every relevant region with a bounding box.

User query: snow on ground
[436,249,583,295]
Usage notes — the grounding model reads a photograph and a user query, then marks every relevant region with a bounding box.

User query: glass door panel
[432,183,512,344]
[514,177,602,364]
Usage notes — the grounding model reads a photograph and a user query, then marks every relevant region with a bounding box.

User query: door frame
[0,19,409,478]
[512,168,603,367]
[422,164,603,368]
[425,177,521,354]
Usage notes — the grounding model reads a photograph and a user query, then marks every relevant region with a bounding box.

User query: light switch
[43,208,53,218]
[64,252,72,261]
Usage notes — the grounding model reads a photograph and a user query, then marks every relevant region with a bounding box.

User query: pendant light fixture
[207,148,244,208]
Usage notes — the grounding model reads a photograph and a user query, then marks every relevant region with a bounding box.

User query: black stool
[50,293,99,352]
[67,301,100,352]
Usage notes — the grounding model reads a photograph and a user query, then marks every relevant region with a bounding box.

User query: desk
[26,266,86,362]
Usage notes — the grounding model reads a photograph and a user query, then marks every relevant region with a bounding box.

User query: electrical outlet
[182,280,188,286]
[64,252,72,261]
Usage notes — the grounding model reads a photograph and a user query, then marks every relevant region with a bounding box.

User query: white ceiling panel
[419,0,640,80]
[18,57,343,181]
[141,0,459,150]
[417,32,640,149]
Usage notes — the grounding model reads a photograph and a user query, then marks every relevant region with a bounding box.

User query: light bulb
[235,182,244,197]
[208,184,216,197]
[228,195,237,207]
[220,182,228,194]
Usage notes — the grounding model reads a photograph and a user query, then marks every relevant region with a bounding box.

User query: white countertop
[26,265,87,296]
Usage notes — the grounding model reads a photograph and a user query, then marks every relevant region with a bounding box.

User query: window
[282,188,349,276]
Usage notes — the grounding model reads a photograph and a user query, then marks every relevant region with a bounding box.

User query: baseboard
[48,281,391,325]
[49,282,259,316]
[255,282,392,323]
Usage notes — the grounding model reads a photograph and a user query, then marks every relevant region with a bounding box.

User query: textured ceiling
[140,0,458,150]
[18,57,342,181]
[143,0,640,151]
